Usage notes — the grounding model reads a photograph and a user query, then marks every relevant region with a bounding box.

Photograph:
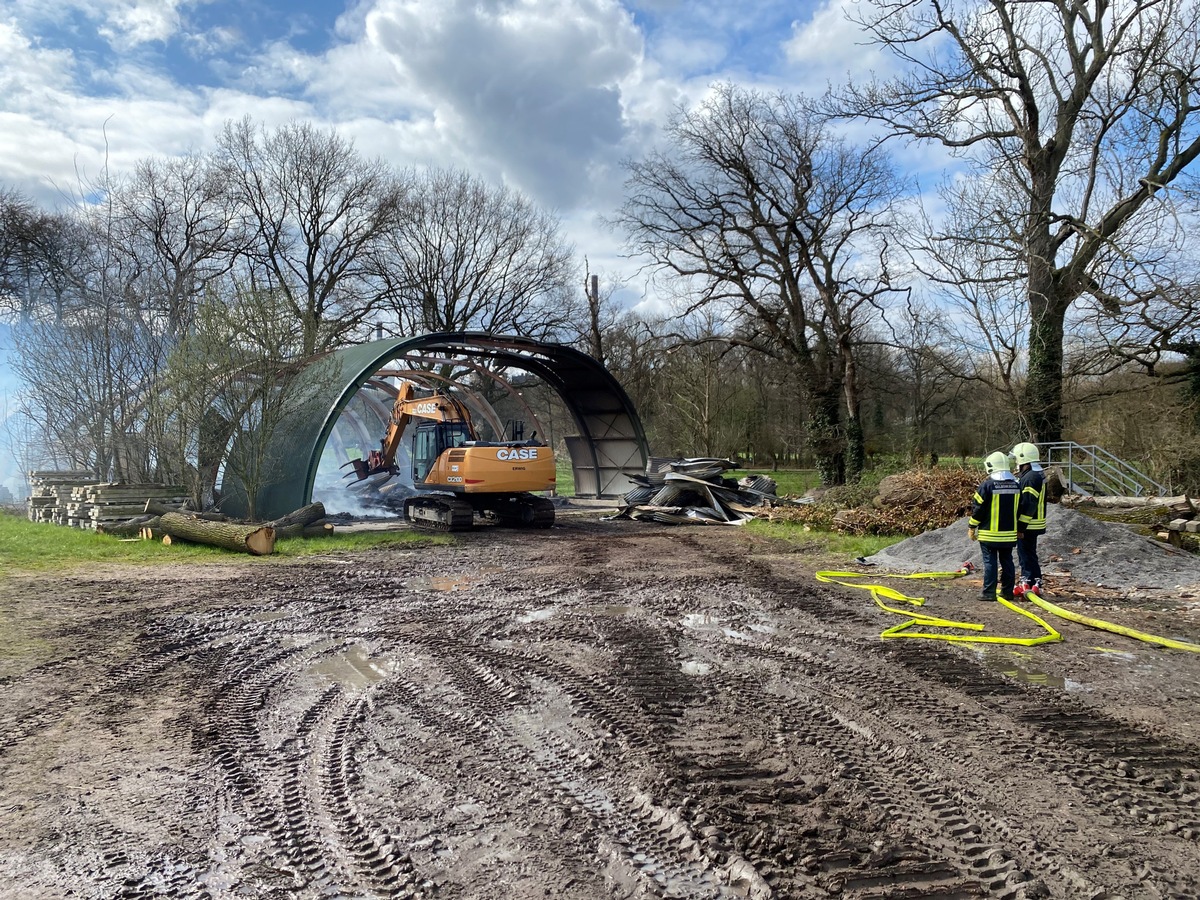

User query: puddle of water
[313,645,389,689]
[517,606,556,624]
[681,659,711,676]
[680,613,749,641]
[594,604,633,617]
[972,646,1084,691]
[405,567,504,593]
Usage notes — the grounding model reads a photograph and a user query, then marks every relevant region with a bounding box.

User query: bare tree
[164,285,328,517]
[843,0,1200,442]
[111,155,244,340]
[216,118,405,356]
[616,83,905,484]
[10,299,154,480]
[870,298,972,459]
[375,168,577,340]
[572,261,629,366]
[0,188,90,323]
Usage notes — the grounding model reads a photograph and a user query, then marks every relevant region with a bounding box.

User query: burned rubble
[610,457,810,525]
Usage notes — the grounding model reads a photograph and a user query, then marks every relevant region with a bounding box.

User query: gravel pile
[866,504,1200,591]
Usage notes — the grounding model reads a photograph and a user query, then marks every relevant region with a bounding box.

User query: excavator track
[490,494,555,529]
[403,496,476,531]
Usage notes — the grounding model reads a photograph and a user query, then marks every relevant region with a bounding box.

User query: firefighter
[968,451,1021,602]
[1010,441,1046,597]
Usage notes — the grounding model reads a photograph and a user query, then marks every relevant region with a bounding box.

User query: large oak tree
[617,84,904,483]
[843,0,1200,442]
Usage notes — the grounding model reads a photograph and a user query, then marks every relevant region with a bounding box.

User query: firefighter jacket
[969,475,1020,543]
[1017,467,1047,535]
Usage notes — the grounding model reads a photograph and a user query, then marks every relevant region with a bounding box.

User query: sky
[0,0,901,288]
[0,0,911,492]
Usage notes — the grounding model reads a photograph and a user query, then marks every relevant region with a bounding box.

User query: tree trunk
[159,511,276,555]
[269,502,328,539]
[839,329,865,482]
[845,415,864,483]
[143,498,230,520]
[97,515,163,537]
[808,387,845,486]
[1022,202,1068,443]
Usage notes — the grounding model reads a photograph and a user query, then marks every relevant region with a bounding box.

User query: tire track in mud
[594,533,1200,900]
[745,624,1200,885]
[6,527,1200,900]
[377,625,731,898]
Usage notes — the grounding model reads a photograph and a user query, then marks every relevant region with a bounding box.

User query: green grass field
[0,509,445,572]
[745,518,903,557]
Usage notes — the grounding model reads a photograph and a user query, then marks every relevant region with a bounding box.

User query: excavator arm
[346,381,476,480]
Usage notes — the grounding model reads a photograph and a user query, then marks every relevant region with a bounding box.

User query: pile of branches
[767,467,981,536]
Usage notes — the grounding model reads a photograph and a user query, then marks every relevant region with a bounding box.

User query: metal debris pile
[610,457,809,525]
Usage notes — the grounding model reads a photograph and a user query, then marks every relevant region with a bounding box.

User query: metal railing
[1038,442,1167,498]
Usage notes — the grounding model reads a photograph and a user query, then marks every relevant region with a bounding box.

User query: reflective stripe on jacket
[969,476,1020,542]
[1018,468,1046,534]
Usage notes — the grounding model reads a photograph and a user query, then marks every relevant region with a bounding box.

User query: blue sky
[0,0,897,284]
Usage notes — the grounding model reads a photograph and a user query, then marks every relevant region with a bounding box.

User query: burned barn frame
[218,333,650,521]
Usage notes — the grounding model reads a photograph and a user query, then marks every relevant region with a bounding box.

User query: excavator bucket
[340,459,371,481]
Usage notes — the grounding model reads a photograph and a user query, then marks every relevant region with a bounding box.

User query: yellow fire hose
[815,569,1200,652]
[1024,592,1200,653]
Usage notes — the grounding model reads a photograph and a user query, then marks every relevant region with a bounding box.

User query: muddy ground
[2,509,1199,900]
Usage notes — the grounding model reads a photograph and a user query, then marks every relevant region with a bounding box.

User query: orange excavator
[345,380,556,530]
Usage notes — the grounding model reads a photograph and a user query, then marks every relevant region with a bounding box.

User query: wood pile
[1061,492,1196,547]
[66,483,188,530]
[27,471,188,528]
[611,457,810,525]
[27,470,101,524]
[24,471,336,555]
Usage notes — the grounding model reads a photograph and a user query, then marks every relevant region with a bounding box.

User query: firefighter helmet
[1011,442,1040,466]
[984,451,1011,474]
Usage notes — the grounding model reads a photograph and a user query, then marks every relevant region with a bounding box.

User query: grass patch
[553,456,576,497]
[728,468,821,498]
[0,508,446,573]
[746,518,905,559]
[274,530,451,556]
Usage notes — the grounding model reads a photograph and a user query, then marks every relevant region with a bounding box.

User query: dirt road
[2,511,1199,899]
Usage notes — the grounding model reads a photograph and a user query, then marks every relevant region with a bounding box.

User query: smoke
[313,474,414,519]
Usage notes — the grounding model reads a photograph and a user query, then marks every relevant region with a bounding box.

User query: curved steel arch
[219,333,650,520]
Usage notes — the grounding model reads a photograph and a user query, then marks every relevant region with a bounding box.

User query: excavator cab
[412,421,471,483]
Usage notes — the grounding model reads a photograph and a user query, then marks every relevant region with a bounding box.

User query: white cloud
[99,0,188,48]
[357,0,645,207]
[783,0,885,80]
[0,0,858,306]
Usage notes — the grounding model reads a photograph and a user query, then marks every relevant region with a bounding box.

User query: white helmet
[984,451,1011,474]
[1011,442,1040,466]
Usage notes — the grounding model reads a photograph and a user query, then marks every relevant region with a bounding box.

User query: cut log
[159,512,276,556]
[143,498,230,521]
[275,521,337,540]
[97,515,162,537]
[267,502,326,530]
[301,522,336,538]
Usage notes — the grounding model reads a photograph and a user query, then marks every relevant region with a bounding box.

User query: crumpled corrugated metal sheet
[608,457,812,525]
